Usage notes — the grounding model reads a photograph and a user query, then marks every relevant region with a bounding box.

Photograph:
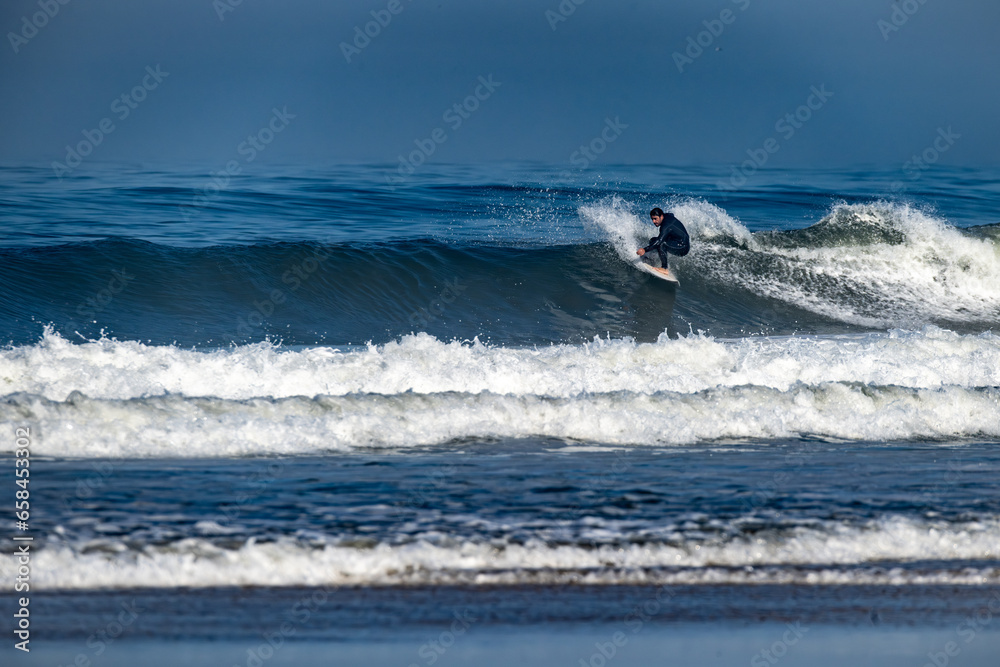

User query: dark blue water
[1,163,999,659]
[9,441,1000,589]
[2,163,998,346]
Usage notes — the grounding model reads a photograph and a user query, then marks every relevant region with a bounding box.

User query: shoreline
[9,583,1000,638]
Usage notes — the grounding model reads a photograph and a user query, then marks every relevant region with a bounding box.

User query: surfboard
[635,261,680,285]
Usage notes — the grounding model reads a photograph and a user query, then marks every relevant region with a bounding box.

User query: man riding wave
[637,207,690,272]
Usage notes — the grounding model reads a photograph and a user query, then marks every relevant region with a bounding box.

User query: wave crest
[585,199,1000,328]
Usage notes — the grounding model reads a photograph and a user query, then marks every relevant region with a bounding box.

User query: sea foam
[2,327,998,456]
[6,515,997,589]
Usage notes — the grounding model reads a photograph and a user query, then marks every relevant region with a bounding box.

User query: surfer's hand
[636,249,645,256]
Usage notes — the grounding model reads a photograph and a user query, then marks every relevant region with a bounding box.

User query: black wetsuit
[643,213,690,269]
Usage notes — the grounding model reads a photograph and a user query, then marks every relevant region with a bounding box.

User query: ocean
[2,162,999,666]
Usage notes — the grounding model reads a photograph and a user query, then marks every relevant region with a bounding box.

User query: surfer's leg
[657,246,670,270]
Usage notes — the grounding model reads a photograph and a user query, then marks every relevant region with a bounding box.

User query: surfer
[637,208,690,271]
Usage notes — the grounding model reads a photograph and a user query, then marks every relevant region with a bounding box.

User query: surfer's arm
[639,218,672,254]
[641,231,666,253]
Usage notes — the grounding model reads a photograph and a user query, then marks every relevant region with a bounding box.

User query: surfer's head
[650,208,664,225]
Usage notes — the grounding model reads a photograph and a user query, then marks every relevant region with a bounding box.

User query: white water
[5,515,997,590]
[582,199,1000,327]
[2,327,999,456]
[3,327,999,402]
[5,381,999,456]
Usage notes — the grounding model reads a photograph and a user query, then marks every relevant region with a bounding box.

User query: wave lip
[584,198,1000,328]
[2,199,997,345]
[698,201,1000,328]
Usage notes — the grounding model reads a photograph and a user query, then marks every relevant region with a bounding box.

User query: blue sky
[1,0,996,168]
